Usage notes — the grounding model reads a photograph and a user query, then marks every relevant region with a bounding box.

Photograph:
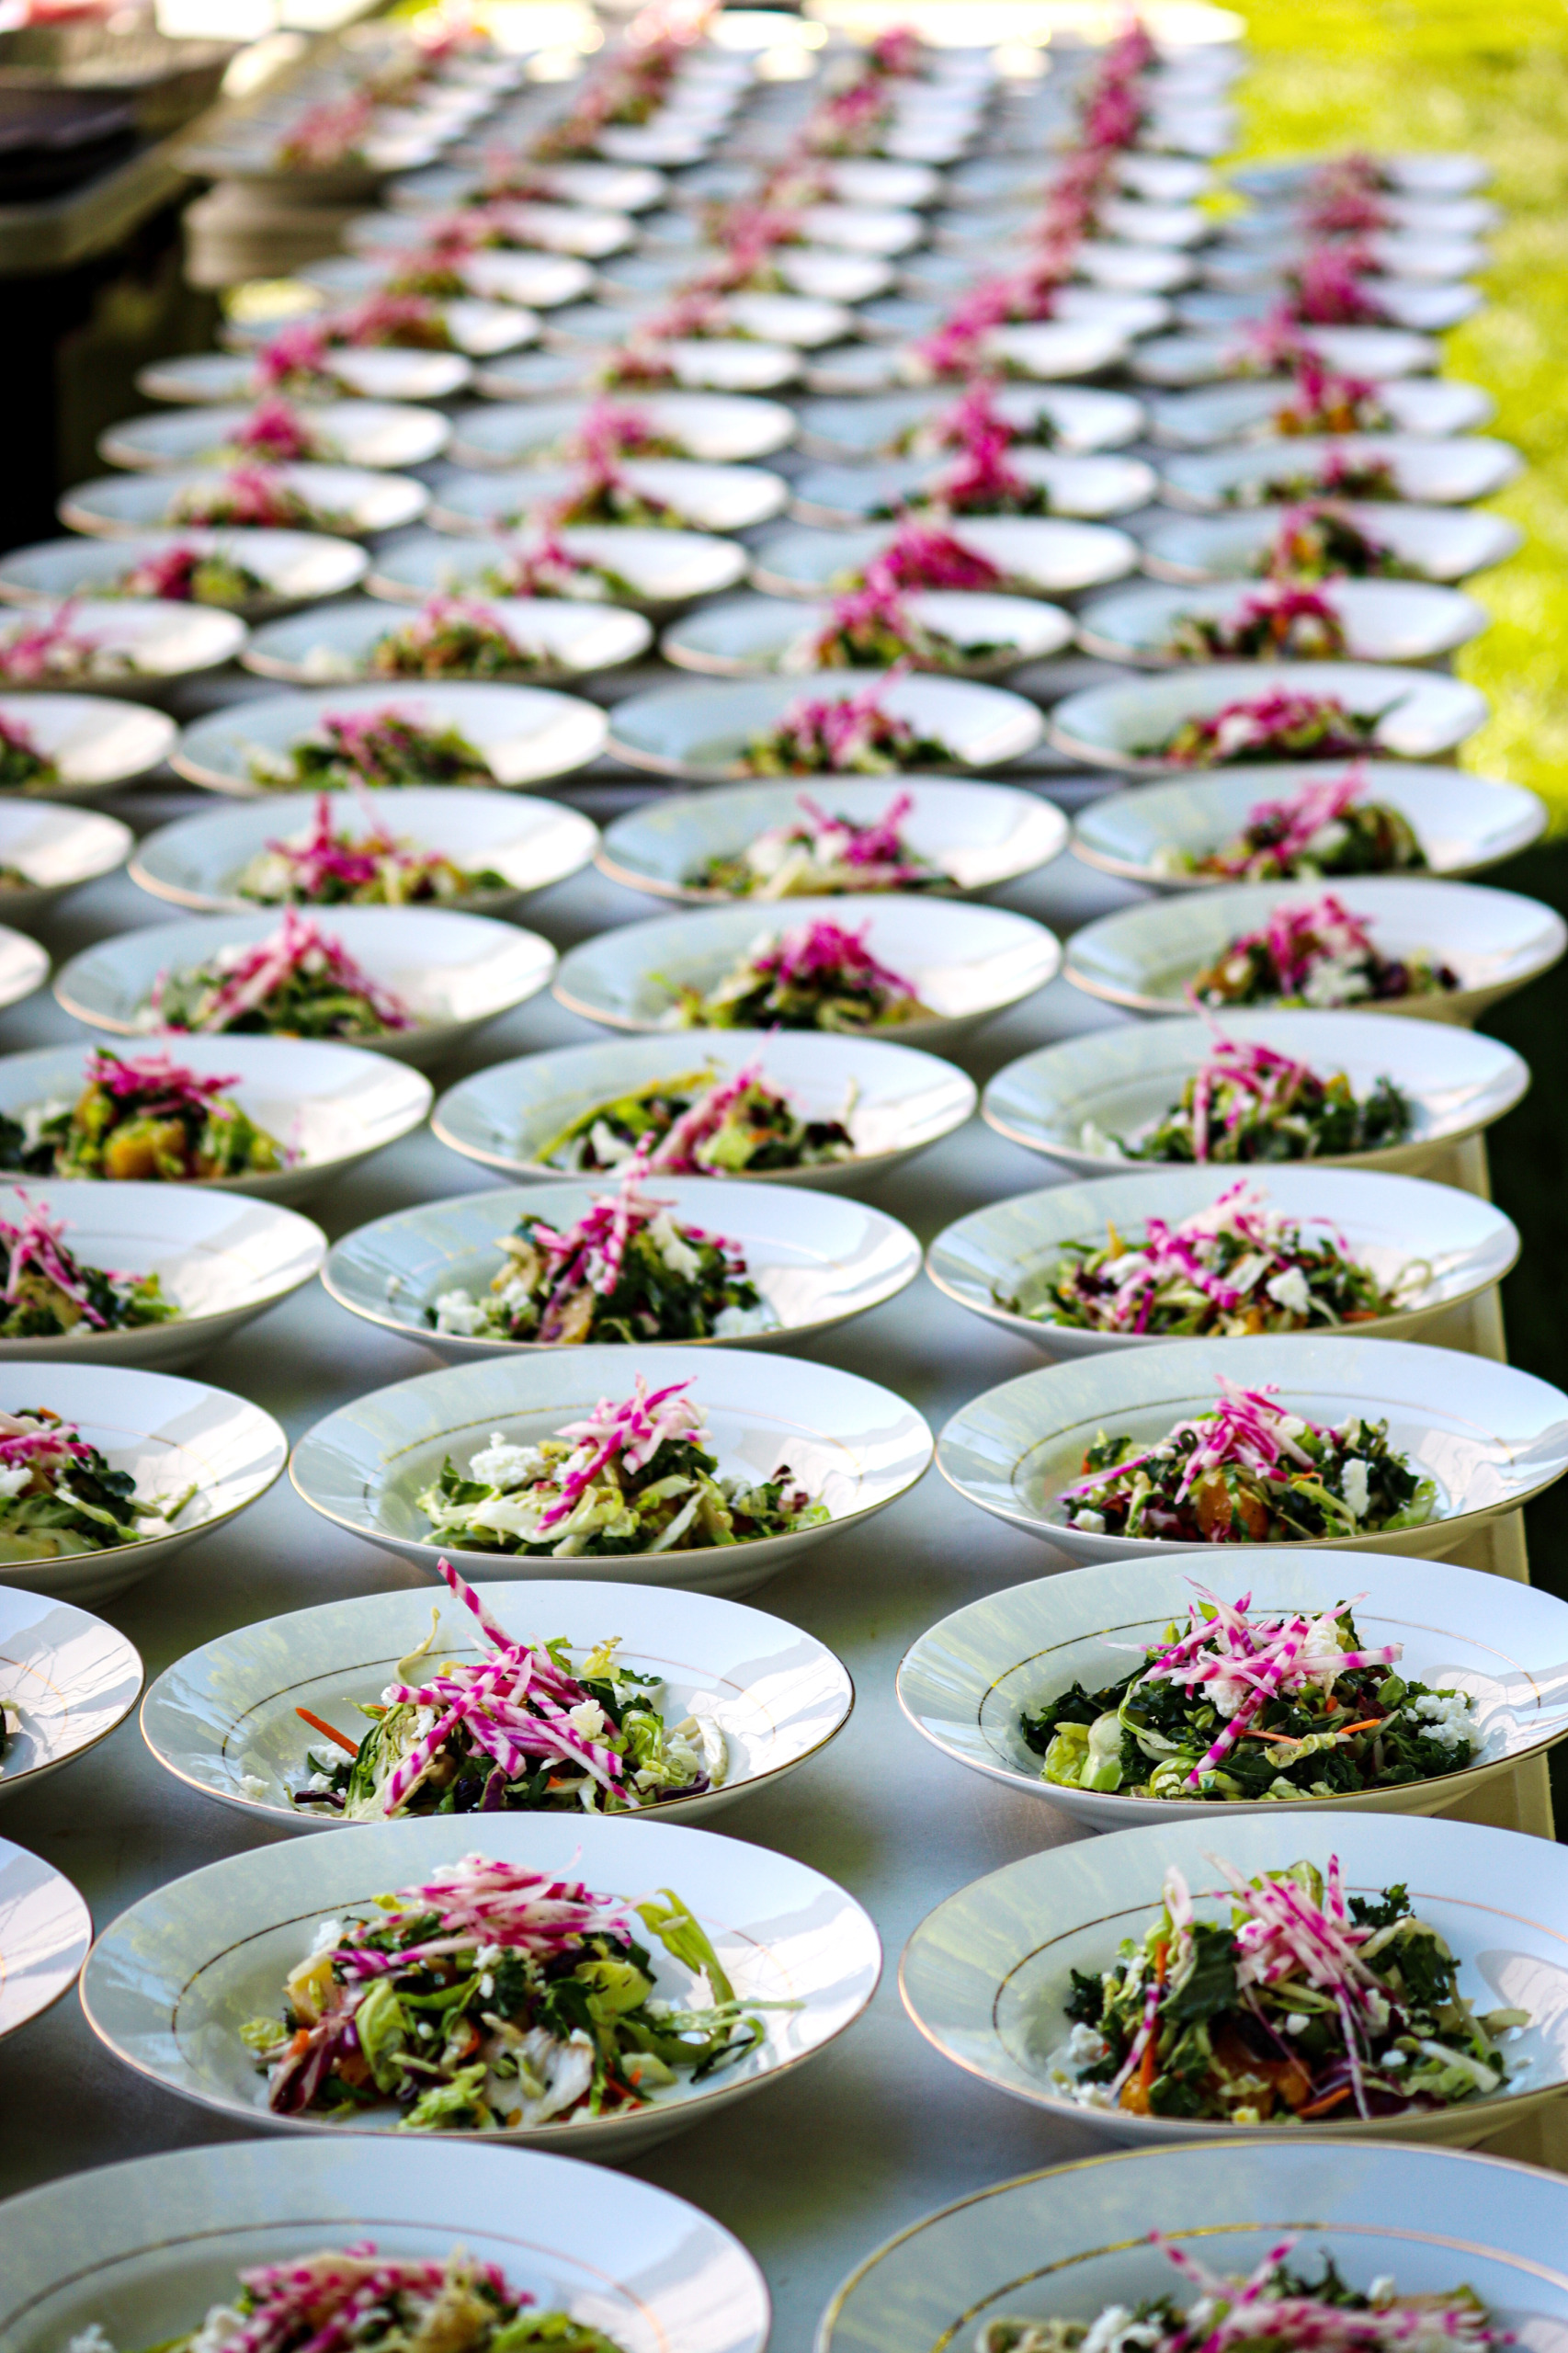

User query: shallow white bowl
[0,1582,141,1802]
[597,775,1069,904]
[0,599,245,697]
[0,802,131,917]
[1233,153,1492,199]
[433,1029,977,1190]
[1139,501,1524,584]
[1158,433,1523,511]
[174,679,608,797]
[452,390,797,466]
[0,692,175,801]
[0,1179,324,1368]
[0,529,369,618]
[1049,660,1489,771]
[365,521,748,610]
[0,1359,286,1603]
[926,1162,1519,1358]
[240,594,653,686]
[0,1834,90,2041]
[1072,760,1546,886]
[899,316,1134,383]
[0,2130,769,2353]
[82,1811,880,2152]
[54,904,557,1071]
[553,894,1062,1047]
[658,590,1074,679]
[1075,577,1488,665]
[794,383,1146,460]
[98,400,452,475]
[1064,875,1566,1027]
[820,2138,1568,2353]
[480,335,804,395]
[137,347,476,404]
[59,465,430,541]
[301,249,592,313]
[749,516,1139,601]
[787,450,1160,528]
[1176,279,1480,335]
[0,1034,431,1205]
[393,158,667,211]
[426,456,790,536]
[224,295,535,362]
[324,1175,921,1358]
[347,200,636,265]
[131,786,597,915]
[936,1332,1568,1566]
[0,925,48,1013]
[290,1341,934,1595]
[897,1549,1568,1833]
[901,1811,1568,2147]
[606,670,1045,781]
[1131,324,1441,389]
[1145,374,1496,448]
[142,1574,853,1830]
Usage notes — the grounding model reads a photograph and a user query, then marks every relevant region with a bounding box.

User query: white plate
[795,385,1146,460]
[1146,374,1496,446]
[0,1835,90,2040]
[0,1035,431,1205]
[981,1007,1530,1180]
[54,905,557,1072]
[933,198,1208,249]
[820,2139,1568,2353]
[142,1574,852,1829]
[426,456,789,535]
[787,450,1160,527]
[902,240,1193,299]
[433,1029,977,1190]
[901,1811,1568,2146]
[607,670,1045,780]
[1176,280,1482,333]
[554,893,1062,1047]
[1131,324,1439,387]
[349,200,637,262]
[792,204,927,256]
[1073,761,1547,888]
[1233,194,1500,241]
[1200,231,1486,286]
[1065,875,1565,1026]
[749,516,1139,600]
[0,926,48,1013]
[1139,500,1525,584]
[1075,578,1488,665]
[596,245,893,303]
[365,522,748,610]
[60,465,430,541]
[224,296,536,361]
[0,693,175,801]
[659,589,1074,678]
[926,1161,1519,1358]
[174,680,608,797]
[241,595,652,686]
[893,316,1133,385]
[137,347,475,404]
[82,1811,880,2153]
[392,159,667,210]
[1234,153,1492,198]
[598,775,1069,904]
[98,401,451,474]
[299,250,593,312]
[0,1179,324,1369]
[898,1549,1568,1832]
[1049,661,1489,770]
[479,335,805,393]
[290,1340,933,1593]
[131,787,597,915]
[0,801,131,916]
[0,599,245,693]
[0,2116,769,2353]
[937,1333,1568,1566]
[543,290,852,349]
[0,529,369,617]
[451,391,797,466]
[0,1359,285,1603]
[324,1174,920,1358]
[1158,434,1524,510]
[0,1583,140,1802]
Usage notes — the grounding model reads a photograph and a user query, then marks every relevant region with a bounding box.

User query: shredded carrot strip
[1296,2081,1355,2118]
[296,1705,359,1756]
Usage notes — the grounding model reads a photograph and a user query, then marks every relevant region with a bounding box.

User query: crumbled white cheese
[469,1434,545,1487]
[1406,1689,1475,1748]
[1339,1457,1370,1520]
[712,1301,776,1337]
[1265,1265,1312,1317]
[0,1463,33,1498]
[1071,1508,1106,1533]
[432,1289,488,1336]
[236,1772,270,1802]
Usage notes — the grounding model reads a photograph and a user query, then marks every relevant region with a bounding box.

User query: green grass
[1233,0,1568,822]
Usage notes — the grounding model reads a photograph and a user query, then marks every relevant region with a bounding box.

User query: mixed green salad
[114,542,268,608]
[368,597,556,679]
[692,791,942,898]
[665,917,932,1032]
[169,466,349,534]
[0,1192,175,1339]
[1259,500,1414,583]
[241,1850,772,2131]
[417,1374,828,1558]
[1056,1376,1436,1544]
[804,584,986,673]
[0,711,61,794]
[290,1554,726,1818]
[1026,1582,1478,1802]
[1170,585,1347,662]
[234,795,506,907]
[739,678,953,776]
[145,910,415,1040]
[1044,1854,1523,2122]
[1086,1036,1414,1165]
[537,1063,858,1176]
[250,708,494,792]
[1154,692,1379,767]
[1157,769,1426,882]
[0,1049,287,1182]
[0,1404,192,1564]
[1189,894,1458,1011]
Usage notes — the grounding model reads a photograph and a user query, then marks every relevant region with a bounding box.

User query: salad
[234,796,506,907]
[0,1049,287,1182]
[0,711,60,793]
[483,531,642,605]
[417,1373,828,1558]
[113,542,268,608]
[249,708,494,791]
[1189,894,1459,1010]
[1045,1854,1522,2121]
[835,522,1006,598]
[1247,453,1400,508]
[427,1152,773,1345]
[69,2245,631,2353]
[0,1404,192,1564]
[542,458,677,531]
[367,597,562,679]
[1273,353,1392,438]
[1159,769,1426,882]
[1055,1375,1436,1543]
[274,92,371,171]
[537,1063,857,1176]
[290,1554,726,1817]
[144,910,416,1040]
[1169,586,1347,662]
[240,1849,770,2131]
[803,583,992,673]
[0,608,131,686]
[260,298,458,390]
[1027,1582,1478,1803]
[1152,691,1379,767]
[980,2244,1508,2353]
[740,677,954,777]
[692,790,942,898]
[0,1192,175,1339]
[665,916,932,1033]
[214,397,330,465]
[1286,246,1388,329]
[1088,1035,1413,1165]
[168,466,349,534]
[1260,502,1412,583]
[1001,1180,1412,1339]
